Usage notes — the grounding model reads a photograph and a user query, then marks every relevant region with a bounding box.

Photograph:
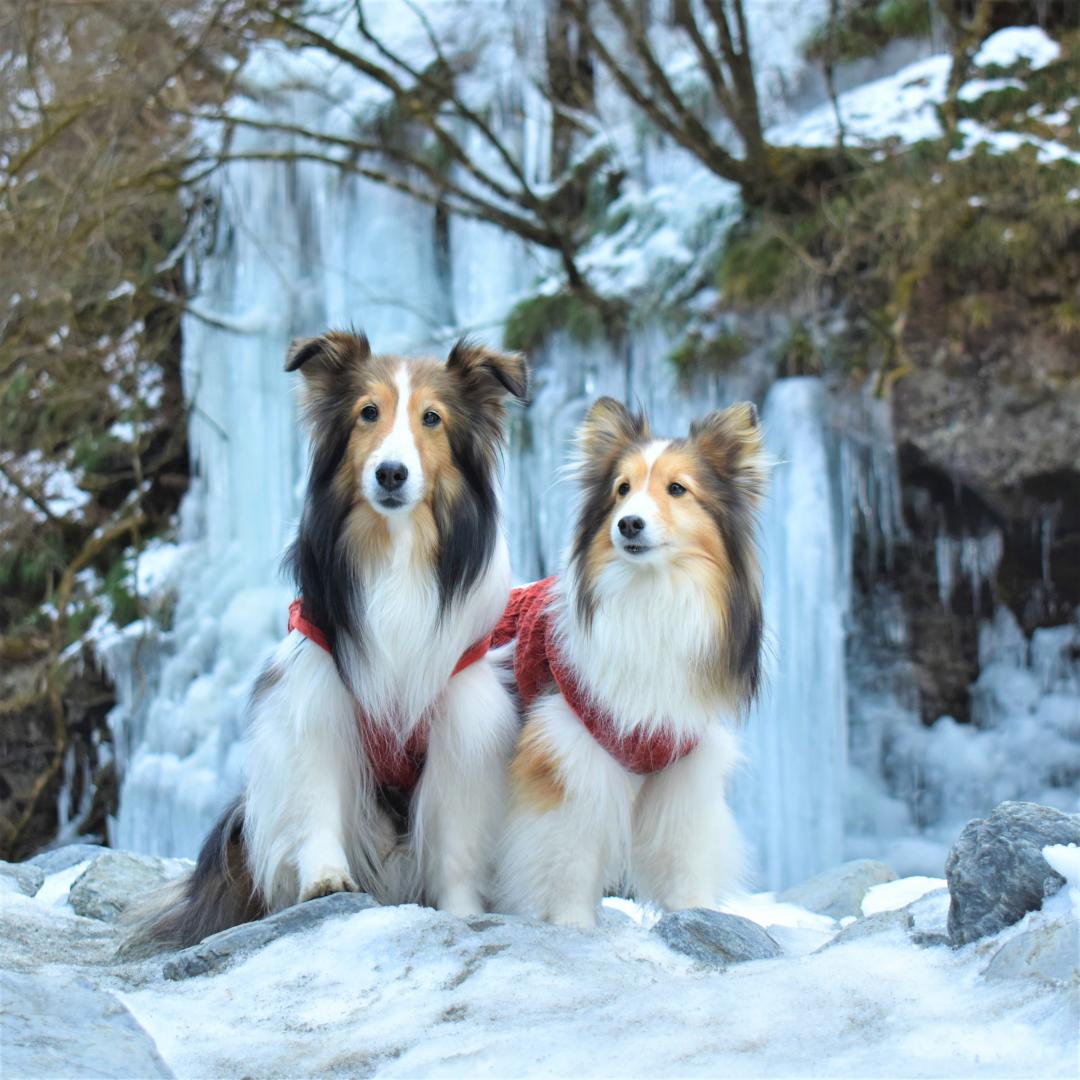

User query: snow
[770,27,1075,162]
[862,876,946,916]
[111,887,1076,1079]
[972,27,1061,73]
[133,540,183,600]
[1042,843,1080,917]
[34,861,93,909]
[0,450,90,520]
[770,54,950,148]
[958,78,1025,102]
[951,120,1080,166]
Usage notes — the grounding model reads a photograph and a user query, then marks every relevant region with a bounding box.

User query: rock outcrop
[945,801,1080,946]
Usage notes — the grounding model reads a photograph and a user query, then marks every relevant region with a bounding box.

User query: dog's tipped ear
[577,397,649,463]
[285,331,371,376]
[447,338,529,404]
[690,401,768,503]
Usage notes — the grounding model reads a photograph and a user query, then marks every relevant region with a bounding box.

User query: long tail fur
[121,798,266,957]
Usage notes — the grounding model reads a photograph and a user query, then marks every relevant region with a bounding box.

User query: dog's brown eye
[422,410,441,428]
[617,481,631,497]
[668,482,687,497]
[359,404,379,422]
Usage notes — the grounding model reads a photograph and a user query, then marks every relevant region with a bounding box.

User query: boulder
[777,859,897,920]
[945,801,1080,946]
[0,859,45,897]
[0,970,172,1078]
[68,850,174,923]
[28,842,105,875]
[653,909,782,969]
[983,918,1079,984]
[818,908,913,951]
[164,891,380,980]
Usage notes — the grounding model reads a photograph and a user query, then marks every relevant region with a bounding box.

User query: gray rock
[164,890,380,980]
[945,801,1080,946]
[653,909,782,969]
[0,859,45,897]
[984,918,1079,984]
[777,859,898,920]
[0,969,172,1078]
[68,850,173,922]
[28,842,105,875]
[818,908,913,951]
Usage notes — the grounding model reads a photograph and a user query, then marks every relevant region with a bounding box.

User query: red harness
[490,578,700,774]
[288,600,492,791]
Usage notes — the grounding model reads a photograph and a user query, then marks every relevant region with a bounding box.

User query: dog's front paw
[300,868,359,902]
[436,885,485,919]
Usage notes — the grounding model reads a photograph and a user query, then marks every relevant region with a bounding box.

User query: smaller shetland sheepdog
[492,397,767,926]
[129,331,527,952]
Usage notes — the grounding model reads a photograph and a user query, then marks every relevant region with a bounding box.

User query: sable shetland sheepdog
[130,331,528,952]
[492,397,766,926]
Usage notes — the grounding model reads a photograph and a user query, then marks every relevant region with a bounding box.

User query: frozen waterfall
[102,0,858,888]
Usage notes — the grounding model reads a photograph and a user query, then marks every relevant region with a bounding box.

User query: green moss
[0,535,65,597]
[803,0,931,63]
[102,555,139,628]
[503,291,609,352]
[717,229,794,304]
[669,329,748,380]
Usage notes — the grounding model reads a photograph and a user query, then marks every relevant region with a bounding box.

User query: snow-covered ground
[2,848,1077,1079]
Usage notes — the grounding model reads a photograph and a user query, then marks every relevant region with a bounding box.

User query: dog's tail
[121,797,266,957]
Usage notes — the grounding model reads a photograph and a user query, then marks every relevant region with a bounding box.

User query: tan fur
[407,362,458,499]
[509,722,566,813]
[691,402,768,506]
[603,446,732,614]
[332,357,465,571]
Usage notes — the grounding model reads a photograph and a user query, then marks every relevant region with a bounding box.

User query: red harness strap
[491,578,699,774]
[287,600,492,791]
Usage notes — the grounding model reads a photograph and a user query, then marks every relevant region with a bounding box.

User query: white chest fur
[340,517,510,730]
[557,562,727,741]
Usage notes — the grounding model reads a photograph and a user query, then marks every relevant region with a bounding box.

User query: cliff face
[886,279,1080,728]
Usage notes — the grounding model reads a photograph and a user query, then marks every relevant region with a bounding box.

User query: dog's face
[285,332,527,630]
[573,397,766,581]
[569,399,767,705]
[287,332,527,523]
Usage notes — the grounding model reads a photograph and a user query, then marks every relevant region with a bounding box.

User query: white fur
[361,364,425,514]
[495,462,747,926]
[245,435,515,914]
[413,659,518,915]
[609,438,671,564]
[495,693,641,925]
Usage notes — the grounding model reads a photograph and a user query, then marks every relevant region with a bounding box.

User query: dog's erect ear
[284,331,371,376]
[446,339,529,404]
[690,402,767,504]
[576,397,649,466]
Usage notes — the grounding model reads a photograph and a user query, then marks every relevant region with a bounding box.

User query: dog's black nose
[618,515,645,538]
[376,461,409,492]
